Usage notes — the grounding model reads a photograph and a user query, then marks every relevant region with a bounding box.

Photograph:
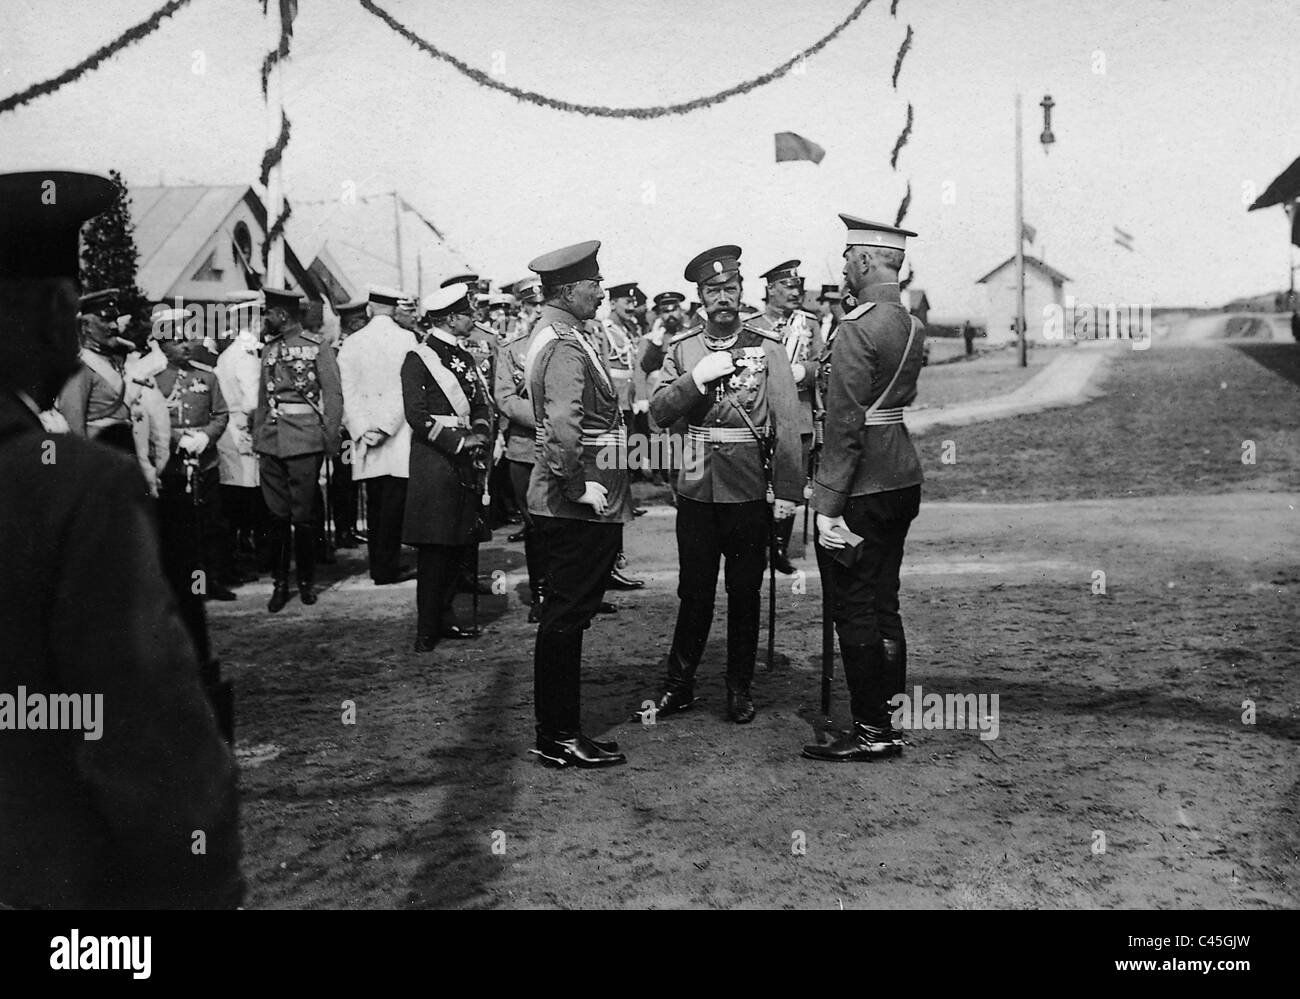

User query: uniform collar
[538,304,583,332]
[858,281,901,305]
[428,327,460,349]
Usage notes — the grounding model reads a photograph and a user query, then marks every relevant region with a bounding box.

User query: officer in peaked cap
[523,239,630,768]
[216,292,269,571]
[512,276,544,339]
[0,170,241,907]
[57,286,138,453]
[326,296,370,550]
[804,215,926,762]
[252,285,344,611]
[636,245,803,726]
[337,297,370,338]
[749,259,824,574]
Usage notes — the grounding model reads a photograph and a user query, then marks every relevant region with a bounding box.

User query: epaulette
[191,360,215,373]
[669,327,700,345]
[740,322,783,343]
[795,308,819,323]
[300,330,322,343]
[842,302,877,322]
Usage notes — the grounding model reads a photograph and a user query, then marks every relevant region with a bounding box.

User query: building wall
[984,266,1064,343]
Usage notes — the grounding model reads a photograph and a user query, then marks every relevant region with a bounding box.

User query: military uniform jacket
[123,345,171,491]
[650,325,803,504]
[597,316,639,411]
[464,326,498,415]
[57,346,131,438]
[748,308,823,436]
[525,305,633,523]
[0,391,242,909]
[251,322,343,459]
[495,326,538,464]
[811,284,926,517]
[337,314,413,481]
[400,330,494,546]
[215,334,262,488]
[154,363,229,477]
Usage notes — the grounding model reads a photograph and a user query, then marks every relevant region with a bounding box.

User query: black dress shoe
[726,685,756,724]
[413,635,438,653]
[439,624,477,640]
[507,529,525,543]
[205,581,238,602]
[531,734,627,768]
[267,583,291,613]
[643,686,694,719]
[770,548,795,575]
[632,507,647,517]
[608,567,645,590]
[335,531,365,549]
[299,581,318,606]
[802,722,903,762]
[596,601,617,614]
[586,735,619,753]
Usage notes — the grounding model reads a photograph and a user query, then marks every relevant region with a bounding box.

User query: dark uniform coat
[401,329,494,546]
[495,326,538,464]
[525,305,633,523]
[748,308,823,437]
[251,322,343,459]
[811,284,926,517]
[156,362,229,475]
[0,391,242,908]
[651,324,804,504]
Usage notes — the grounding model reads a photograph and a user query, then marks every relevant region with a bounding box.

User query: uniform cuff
[810,480,846,518]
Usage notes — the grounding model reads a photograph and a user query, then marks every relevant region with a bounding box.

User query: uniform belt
[277,402,317,415]
[610,368,631,379]
[432,414,470,429]
[534,425,626,447]
[864,407,906,426]
[687,424,770,444]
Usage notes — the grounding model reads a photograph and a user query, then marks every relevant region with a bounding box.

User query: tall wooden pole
[264,7,286,288]
[393,191,405,290]
[1015,93,1027,368]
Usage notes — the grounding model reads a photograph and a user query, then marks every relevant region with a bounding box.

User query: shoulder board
[795,309,819,322]
[300,331,322,343]
[741,322,783,343]
[191,361,215,373]
[669,327,701,346]
[501,330,530,348]
[843,302,877,322]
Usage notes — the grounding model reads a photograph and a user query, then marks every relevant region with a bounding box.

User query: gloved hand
[361,429,387,447]
[577,481,609,515]
[816,513,851,549]
[632,399,650,415]
[791,362,807,385]
[772,499,796,520]
[179,430,209,456]
[492,434,505,463]
[692,350,735,393]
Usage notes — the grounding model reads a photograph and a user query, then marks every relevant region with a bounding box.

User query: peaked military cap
[263,286,305,312]
[336,297,368,319]
[78,288,121,318]
[422,283,472,318]
[0,171,116,281]
[684,245,742,285]
[606,282,639,301]
[515,276,543,304]
[528,240,602,285]
[760,260,802,282]
[654,291,686,310]
[817,283,842,302]
[839,215,917,250]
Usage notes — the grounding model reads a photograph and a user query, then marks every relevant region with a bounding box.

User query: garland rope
[0,0,196,115]
[358,0,877,119]
[260,0,295,266]
[891,24,913,90]
[890,102,913,170]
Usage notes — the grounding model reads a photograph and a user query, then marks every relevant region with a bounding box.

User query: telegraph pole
[393,191,405,290]
[1014,93,1027,368]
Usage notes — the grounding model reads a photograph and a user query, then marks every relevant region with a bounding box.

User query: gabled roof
[975,255,1070,285]
[129,184,315,298]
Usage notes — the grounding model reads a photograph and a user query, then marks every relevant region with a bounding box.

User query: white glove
[791,362,807,385]
[577,481,609,515]
[38,409,70,434]
[632,399,650,415]
[648,326,665,347]
[692,351,735,393]
[361,429,387,447]
[816,513,850,549]
[772,499,796,520]
[493,434,505,463]
[179,430,209,455]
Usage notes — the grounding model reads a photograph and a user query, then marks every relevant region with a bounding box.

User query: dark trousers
[823,485,921,648]
[260,452,323,525]
[415,544,471,640]
[364,475,408,581]
[670,497,767,683]
[532,516,622,738]
[506,459,546,593]
[157,466,219,663]
[332,445,358,536]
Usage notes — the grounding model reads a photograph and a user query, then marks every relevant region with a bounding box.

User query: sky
[2,0,1298,320]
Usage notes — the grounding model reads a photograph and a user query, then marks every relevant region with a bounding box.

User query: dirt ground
[215,338,1299,909]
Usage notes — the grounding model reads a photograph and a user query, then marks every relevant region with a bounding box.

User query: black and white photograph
[1,0,1296,946]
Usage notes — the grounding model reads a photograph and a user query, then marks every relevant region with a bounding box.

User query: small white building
[975,255,1069,344]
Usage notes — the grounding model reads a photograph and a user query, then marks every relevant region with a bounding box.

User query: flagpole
[265,5,286,289]
[393,191,404,290]
[1014,93,1027,368]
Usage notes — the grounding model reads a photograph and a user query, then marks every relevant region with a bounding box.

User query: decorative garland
[890,102,913,169]
[358,0,877,119]
[891,24,913,90]
[260,0,295,267]
[0,0,195,115]
[894,181,911,228]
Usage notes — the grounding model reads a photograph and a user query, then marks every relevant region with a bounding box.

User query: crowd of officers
[2,168,927,906]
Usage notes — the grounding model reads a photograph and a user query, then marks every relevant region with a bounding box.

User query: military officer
[153,308,234,656]
[748,260,824,574]
[252,286,343,612]
[338,287,416,584]
[403,283,494,651]
[818,284,845,339]
[641,246,803,724]
[513,276,544,338]
[216,294,267,574]
[57,288,137,453]
[0,172,242,907]
[330,297,371,550]
[524,240,630,768]
[804,215,926,762]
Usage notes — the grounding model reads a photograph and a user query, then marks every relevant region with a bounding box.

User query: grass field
[916,343,1048,409]
[919,344,1300,501]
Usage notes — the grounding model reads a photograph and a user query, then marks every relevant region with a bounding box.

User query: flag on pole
[1247,154,1300,211]
[1289,200,1300,249]
[1114,226,1134,251]
[775,132,825,165]
[1022,222,1037,244]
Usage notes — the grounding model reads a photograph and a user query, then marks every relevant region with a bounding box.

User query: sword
[818,519,834,719]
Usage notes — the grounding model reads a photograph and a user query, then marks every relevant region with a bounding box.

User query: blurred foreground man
[525,241,629,768]
[804,215,926,762]
[0,170,241,907]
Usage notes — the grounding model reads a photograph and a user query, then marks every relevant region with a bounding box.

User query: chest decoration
[264,340,321,417]
[723,347,768,411]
